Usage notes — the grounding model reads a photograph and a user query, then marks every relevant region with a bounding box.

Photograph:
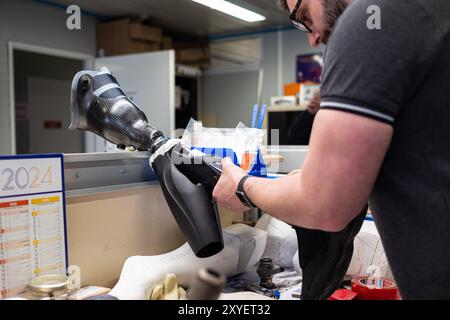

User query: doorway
[9,42,93,155]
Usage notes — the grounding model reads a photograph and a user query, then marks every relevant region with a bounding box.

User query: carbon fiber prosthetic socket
[69,67,166,153]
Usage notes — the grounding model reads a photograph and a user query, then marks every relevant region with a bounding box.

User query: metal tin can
[25,275,71,300]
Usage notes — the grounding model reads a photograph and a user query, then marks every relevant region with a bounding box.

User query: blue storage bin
[192,147,267,177]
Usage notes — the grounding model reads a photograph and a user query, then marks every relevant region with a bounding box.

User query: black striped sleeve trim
[320,101,395,125]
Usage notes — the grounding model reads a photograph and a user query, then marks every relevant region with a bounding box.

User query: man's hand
[307,92,321,114]
[212,157,249,212]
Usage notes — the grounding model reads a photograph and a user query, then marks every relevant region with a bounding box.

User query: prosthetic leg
[69,67,223,258]
[69,67,367,299]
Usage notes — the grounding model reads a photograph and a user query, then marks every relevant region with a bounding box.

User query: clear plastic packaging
[181,119,267,176]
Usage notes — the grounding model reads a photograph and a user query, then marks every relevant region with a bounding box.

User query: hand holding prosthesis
[70,67,368,299]
[69,67,223,257]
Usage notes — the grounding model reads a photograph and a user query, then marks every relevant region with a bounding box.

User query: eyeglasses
[290,0,312,33]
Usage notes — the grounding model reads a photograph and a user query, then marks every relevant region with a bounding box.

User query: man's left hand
[212,157,249,212]
[307,92,321,114]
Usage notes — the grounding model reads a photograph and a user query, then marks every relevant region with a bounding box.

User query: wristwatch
[236,175,257,209]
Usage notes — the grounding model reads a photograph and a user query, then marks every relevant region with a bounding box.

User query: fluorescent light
[191,0,266,23]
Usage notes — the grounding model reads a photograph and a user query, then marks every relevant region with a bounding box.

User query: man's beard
[321,0,349,44]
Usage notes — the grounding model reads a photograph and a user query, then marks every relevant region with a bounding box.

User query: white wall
[202,70,259,128]
[0,0,97,154]
[262,29,324,103]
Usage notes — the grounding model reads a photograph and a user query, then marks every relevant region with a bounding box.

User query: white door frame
[8,41,94,155]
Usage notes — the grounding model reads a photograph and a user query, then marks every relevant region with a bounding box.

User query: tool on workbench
[257,257,284,289]
[244,283,275,298]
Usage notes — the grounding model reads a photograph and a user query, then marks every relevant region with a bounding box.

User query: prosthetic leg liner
[69,68,223,257]
[293,206,368,300]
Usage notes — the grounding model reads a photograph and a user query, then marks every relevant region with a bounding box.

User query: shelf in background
[268,105,308,112]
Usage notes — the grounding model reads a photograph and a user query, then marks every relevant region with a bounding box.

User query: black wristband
[236,175,257,208]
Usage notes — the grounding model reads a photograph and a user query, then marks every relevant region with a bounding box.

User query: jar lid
[28,275,69,294]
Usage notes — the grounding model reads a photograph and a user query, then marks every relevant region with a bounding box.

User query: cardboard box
[173,40,209,50]
[284,82,301,96]
[176,47,211,63]
[129,23,162,43]
[298,83,320,105]
[127,41,161,54]
[97,19,162,56]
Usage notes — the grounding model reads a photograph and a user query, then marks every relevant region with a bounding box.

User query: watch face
[235,191,251,208]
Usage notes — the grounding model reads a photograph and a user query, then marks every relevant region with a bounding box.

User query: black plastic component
[293,206,368,300]
[152,146,223,257]
[257,257,284,289]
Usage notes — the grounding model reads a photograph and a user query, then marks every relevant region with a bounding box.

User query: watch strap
[236,175,256,208]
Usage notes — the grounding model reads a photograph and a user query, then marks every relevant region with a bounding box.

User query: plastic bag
[182,119,267,177]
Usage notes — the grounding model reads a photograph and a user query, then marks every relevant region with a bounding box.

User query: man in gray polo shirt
[213,0,450,299]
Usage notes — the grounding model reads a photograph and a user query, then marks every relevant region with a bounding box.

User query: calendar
[0,154,67,298]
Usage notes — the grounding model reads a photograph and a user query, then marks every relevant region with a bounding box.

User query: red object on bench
[328,289,358,300]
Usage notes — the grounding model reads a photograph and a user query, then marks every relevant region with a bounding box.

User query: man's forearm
[242,111,392,232]
[244,173,324,230]
[213,111,392,232]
